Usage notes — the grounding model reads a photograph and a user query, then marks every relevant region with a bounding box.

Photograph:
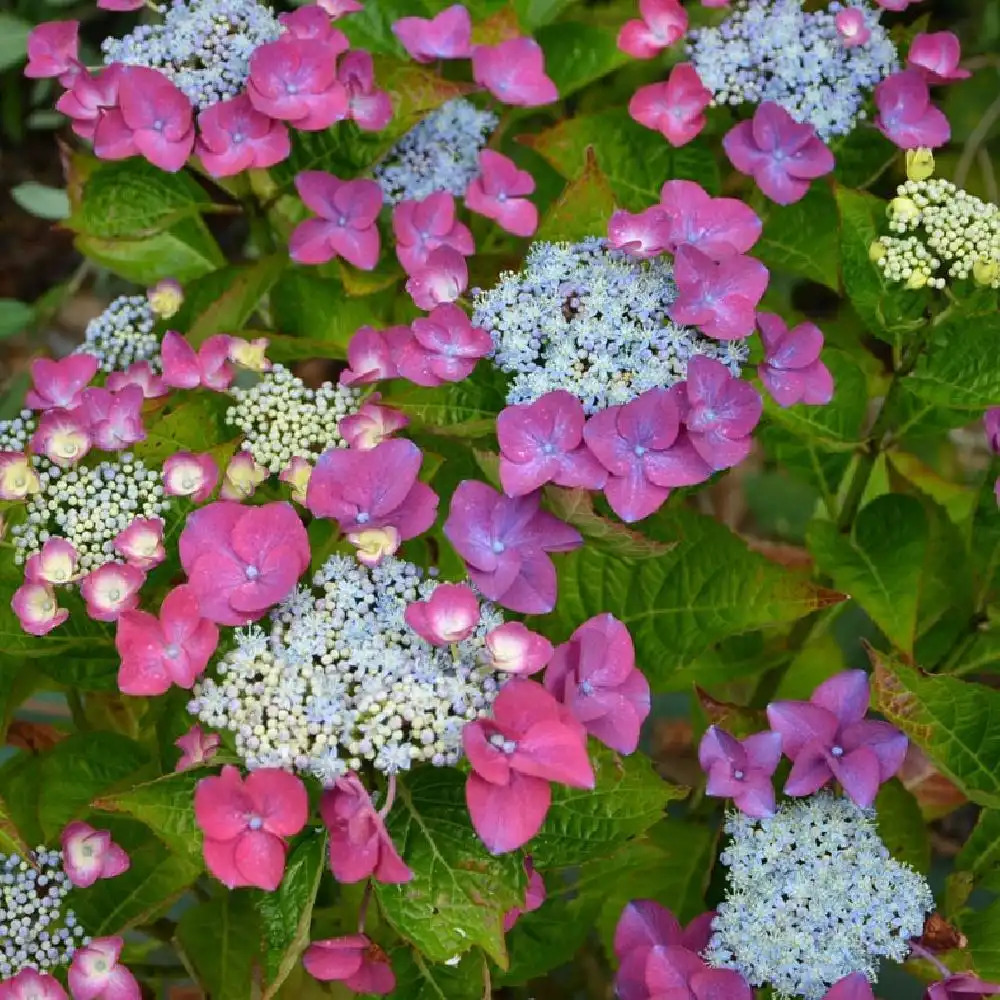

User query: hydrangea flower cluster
[75,293,159,373]
[373,98,499,205]
[704,792,934,999]
[687,0,898,140]
[473,237,747,412]
[188,554,507,782]
[224,364,361,473]
[0,848,87,981]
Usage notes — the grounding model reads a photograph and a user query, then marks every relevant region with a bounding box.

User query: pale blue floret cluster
[101,0,282,111]
[688,0,898,140]
[705,793,934,1000]
[0,848,88,980]
[189,555,506,782]
[76,294,159,373]
[473,237,746,413]
[374,98,499,205]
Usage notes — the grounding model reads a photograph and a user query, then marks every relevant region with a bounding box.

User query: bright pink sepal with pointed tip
[0,968,68,1000]
[618,0,687,58]
[196,94,291,177]
[405,246,468,310]
[163,451,218,503]
[25,21,80,84]
[61,821,130,888]
[339,397,409,450]
[393,4,472,63]
[757,312,834,407]
[486,622,554,675]
[80,563,145,623]
[106,361,167,399]
[907,32,970,84]
[175,724,221,771]
[339,51,393,131]
[57,66,121,141]
[504,856,546,931]
[25,354,98,411]
[113,517,165,570]
[393,192,474,274]
[472,38,558,107]
[405,583,480,646]
[341,325,411,385]
[291,171,382,268]
[161,331,235,391]
[659,180,762,260]
[629,62,711,146]
[874,70,951,149]
[68,937,140,1000]
[396,304,492,387]
[278,5,350,46]
[465,150,538,237]
[78,385,146,451]
[698,725,781,817]
[303,936,396,994]
[614,899,716,960]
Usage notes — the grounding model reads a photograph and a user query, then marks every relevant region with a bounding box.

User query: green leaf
[907,312,1000,410]
[11,183,70,221]
[755,185,841,292]
[0,300,34,339]
[515,0,580,28]
[875,779,931,874]
[257,833,327,1000]
[384,365,509,437]
[872,650,1000,809]
[0,15,31,71]
[375,768,526,967]
[831,129,897,190]
[0,792,32,859]
[391,948,485,1000]
[529,745,685,868]
[536,21,630,97]
[536,147,617,243]
[962,898,1000,981]
[956,809,1000,892]
[133,393,232,467]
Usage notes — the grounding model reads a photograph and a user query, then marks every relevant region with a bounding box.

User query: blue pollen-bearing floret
[76,294,159,374]
[188,555,507,784]
[688,0,898,140]
[101,0,282,111]
[373,98,499,205]
[0,848,89,980]
[704,792,934,1000]
[472,236,747,414]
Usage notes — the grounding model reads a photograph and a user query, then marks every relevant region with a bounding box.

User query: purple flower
[57,66,121,141]
[766,669,909,808]
[443,481,582,614]
[396,304,492,386]
[874,70,951,150]
[757,312,834,407]
[617,0,687,59]
[614,900,715,962]
[723,102,835,206]
[339,51,393,132]
[629,62,711,147]
[659,179,762,260]
[825,974,877,1000]
[79,385,146,451]
[698,725,782,818]
[471,37,558,107]
[907,32,970,85]
[25,21,80,84]
[927,975,1000,1000]
[583,388,712,523]
[465,150,539,238]
[669,245,769,341]
[290,171,382,269]
[393,192,474,275]
[617,934,752,1000]
[497,390,608,496]
[607,206,672,258]
[195,94,290,177]
[393,5,472,63]
[985,408,1000,453]
[544,613,650,754]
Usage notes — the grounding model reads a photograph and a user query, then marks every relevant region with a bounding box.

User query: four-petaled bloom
[659,179,762,260]
[926,975,1000,1000]
[113,517,166,570]
[303,936,396,995]
[723,102,835,205]
[196,94,291,177]
[698,725,782,817]
[465,150,538,237]
[320,773,412,884]
[0,968,68,1000]
[629,62,711,147]
[25,21,80,84]
[25,538,77,587]
[79,385,146,452]
[874,70,951,150]
[60,821,130,889]
[405,246,469,310]
[80,563,145,622]
[486,622,554,675]
[471,38,558,107]
[393,4,472,63]
[757,312,834,407]
[907,32,970,85]
[339,51,393,131]
[341,325,407,385]
[26,353,98,411]
[444,480,582,614]
[57,67,121,141]
[766,669,909,808]
[195,765,308,890]
[163,451,219,503]
[116,584,219,695]
[291,172,382,269]
[405,583,480,646]
[175,724,221,771]
[618,0,687,58]
[396,304,492,387]
[463,678,594,853]
[0,453,40,500]
[393,192,474,275]
[32,408,91,467]
[614,900,715,962]
[161,331,235,391]
[68,937,141,1000]
[179,501,311,626]
[12,582,68,636]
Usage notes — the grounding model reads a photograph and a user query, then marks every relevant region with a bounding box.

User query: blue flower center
[245,565,259,580]
[830,745,844,757]
[491,540,505,554]
[247,815,263,831]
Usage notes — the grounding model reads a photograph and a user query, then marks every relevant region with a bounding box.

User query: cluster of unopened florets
[76,294,159,373]
[873,177,1000,290]
[688,0,897,140]
[374,98,499,205]
[0,848,88,980]
[189,555,506,783]
[224,365,362,473]
[704,792,934,1000]
[101,0,283,110]
[473,236,746,413]
[0,412,35,454]
[10,455,166,571]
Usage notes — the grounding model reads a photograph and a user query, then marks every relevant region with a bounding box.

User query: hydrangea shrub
[2,0,1000,998]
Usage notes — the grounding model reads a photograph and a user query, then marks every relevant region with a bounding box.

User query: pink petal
[466,771,551,854]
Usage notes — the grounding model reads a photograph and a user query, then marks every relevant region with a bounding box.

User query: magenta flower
[825,974,877,1000]
[0,969,67,1000]
[317,0,364,15]
[393,4,472,63]
[175,724,220,771]
[195,765,308,890]
[291,171,382,269]
[405,246,468,310]
[79,385,146,451]
[57,66,121,141]
[463,678,594,854]
[303,936,395,995]
[486,622,554,676]
[339,51,393,131]
[698,725,782,818]
[607,206,672,258]
[618,0,687,58]
[163,450,219,503]
[443,481,583,614]
[985,408,1000,453]
[179,501,310,625]
[619,941,751,1000]
[25,353,97,411]
[766,669,908,808]
[161,331,235,391]
[723,102,834,205]
[757,312,834,407]
[25,538,77,587]
[405,583,480,646]
[339,397,409,450]
[247,37,348,130]
[504,857,546,931]
[278,5,350,46]
[393,192,474,275]
[544,613,650,754]
[106,361,166,399]
[835,8,871,48]
[116,584,219,695]
[669,245,769,340]
[113,517,165,570]
[465,150,538,237]
[472,37,558,107]
[25,21,79,84]
[196,94,290,177]
[659,179,762,260]
[60,821,130,888]
[12,582,68,636]
[320,773,412,884]
[678,355,762,471]
[340,325,410,385]
[68,937,140,1000]
[874,70,951,149]
[629,62,711,147]
[497,390,608,497]
[31,408,91,467]
[396,304,492,387]
[94,66,195,173]
[927,975,1000,1000]
[907,32,970,84]
[874,0,922,9]
[583,388,712,523]
[614,900,715,962]
[80,563,145,623]
[97,0,144,8]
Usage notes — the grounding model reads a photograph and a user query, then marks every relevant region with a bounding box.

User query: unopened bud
[905,148,935,182]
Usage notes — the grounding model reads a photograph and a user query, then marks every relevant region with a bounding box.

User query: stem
[379,773,398,818]
[956,89,1000,189]
[356,881,374,934]
[909,941,952,979]
[66,689,88,732]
